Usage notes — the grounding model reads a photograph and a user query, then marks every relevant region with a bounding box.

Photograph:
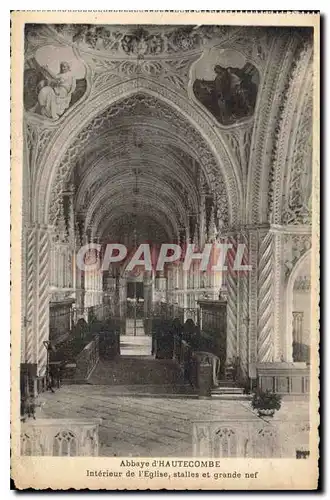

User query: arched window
[53,430,77,456]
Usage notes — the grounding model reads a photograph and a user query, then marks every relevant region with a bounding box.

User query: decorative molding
[283,233,312,278]
[247,34,301,224]
[25,123,55,177]
[281,88,312,225]
[269,40,313,225]
[92,57,195,94]
[50,24,241,57]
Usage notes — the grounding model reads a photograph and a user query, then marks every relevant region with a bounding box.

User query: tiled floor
[37,384,309,457]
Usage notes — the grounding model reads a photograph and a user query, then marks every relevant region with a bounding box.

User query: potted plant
[251,389,282,417]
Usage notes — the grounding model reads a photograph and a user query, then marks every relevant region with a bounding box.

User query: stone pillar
[272,229,285,361]
[257,230,275,362]
[236,231,249,379]
[24,224,51,376]
[224,235,238,364]
[248,228,259,377]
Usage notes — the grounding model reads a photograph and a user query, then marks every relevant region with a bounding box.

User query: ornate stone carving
[24,225,52,373]
[48,92,231,226]
[37,227,51,376]
[247,35,301,224]
[93,57,194,93]
[223,237,238,362]
[237,231,249,377]
[25,227,37,364]
[51,24,239,56]
[281,90,312,225]
[248,230,259,365]
[283,233,312,278]
[269,40,313,225]
[25,122,55,172]
[35,78,240,227]
[273,231,284,361]
[223,125,253,180]
[257,231,274,362]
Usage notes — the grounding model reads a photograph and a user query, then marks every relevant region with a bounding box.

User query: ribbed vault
[65,92,228,246]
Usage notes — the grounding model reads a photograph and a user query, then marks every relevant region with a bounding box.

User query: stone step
[211,393,252,401]
[217,380,238,387]
[212,386,245,394]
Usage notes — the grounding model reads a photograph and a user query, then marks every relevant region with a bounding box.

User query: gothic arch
[33,78,242,228]
[284,249,311,362]
[246,34,307,224]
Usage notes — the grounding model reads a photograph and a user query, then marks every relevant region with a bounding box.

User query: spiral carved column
[25,226,37,364]
[273,231,284,360]
[257,231,275,362]
[36,227,51,376]
[225,237,237,363]
[248,230,258,368]
[237,232,249,378]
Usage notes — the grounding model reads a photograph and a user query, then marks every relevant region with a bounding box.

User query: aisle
[88,356,184,386]
[120,334,152,356]
[38,385,265,457]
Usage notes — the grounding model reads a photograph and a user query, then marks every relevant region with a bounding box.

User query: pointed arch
[33,78,242,227]
[284,249,311,361]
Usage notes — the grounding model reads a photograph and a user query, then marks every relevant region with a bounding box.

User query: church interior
[20,23,314,457]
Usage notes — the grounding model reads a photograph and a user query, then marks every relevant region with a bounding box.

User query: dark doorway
[127,282,144,300]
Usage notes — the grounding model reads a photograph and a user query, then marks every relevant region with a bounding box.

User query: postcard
[11,10,320,490]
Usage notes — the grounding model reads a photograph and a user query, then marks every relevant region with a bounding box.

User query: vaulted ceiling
[24,23,314,232]
[71,94,208,245]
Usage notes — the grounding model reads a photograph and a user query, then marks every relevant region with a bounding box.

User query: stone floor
[37,384,309,457]
[88,357,185,386]
[119,335,152,356]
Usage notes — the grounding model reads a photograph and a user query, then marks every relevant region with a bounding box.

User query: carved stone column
[225,237,238,363]
[248,228,259,375]
[272,229,285,361]
[257,230,275,362]
[237,231,249,379]
[24,224,51,376]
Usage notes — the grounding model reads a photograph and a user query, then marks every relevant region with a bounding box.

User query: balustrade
[193,418,309,458]
[21,418,101,456]
[75,337,99,380]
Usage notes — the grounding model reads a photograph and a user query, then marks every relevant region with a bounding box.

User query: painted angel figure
[36,61,76,120]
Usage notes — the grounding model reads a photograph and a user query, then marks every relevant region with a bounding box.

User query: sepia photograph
[10,10,320,490]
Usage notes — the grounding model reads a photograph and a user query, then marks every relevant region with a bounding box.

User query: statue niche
[193,62,259,126]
